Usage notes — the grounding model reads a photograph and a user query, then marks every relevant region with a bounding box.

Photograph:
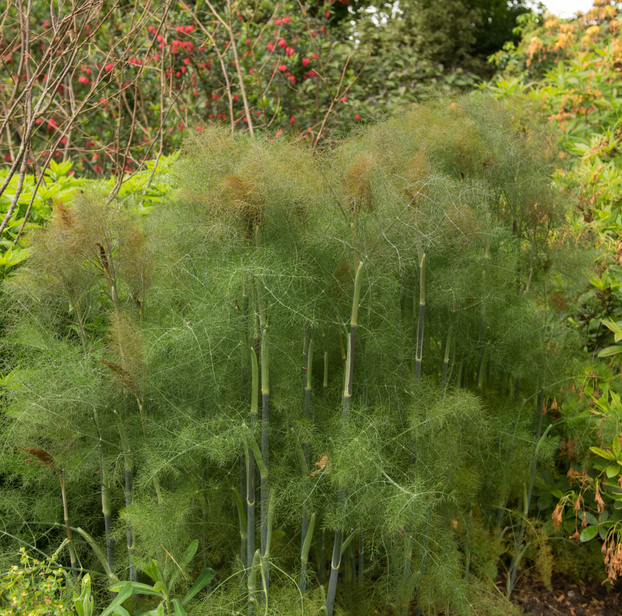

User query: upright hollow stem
[247,347,258,615]
[300,334,313,593]
[326,261,364,616]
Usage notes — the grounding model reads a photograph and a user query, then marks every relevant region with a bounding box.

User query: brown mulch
[510,574,621,616]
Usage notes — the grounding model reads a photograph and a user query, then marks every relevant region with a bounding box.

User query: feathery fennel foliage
[0,94,586,615]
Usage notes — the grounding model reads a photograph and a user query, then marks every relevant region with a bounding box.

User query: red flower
[302,58,310,67]
[249,69,254,75]
[355,114,361,120]
[283,16,290,23]
[308,70,317,77]
[278,64,287,71]
[196,125,203,131]
[341,96,347,102]
[105,63,114,71]
[185,25,194,33]
[279,39,287,48]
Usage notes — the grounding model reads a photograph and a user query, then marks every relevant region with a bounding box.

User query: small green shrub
[0,548,72,616]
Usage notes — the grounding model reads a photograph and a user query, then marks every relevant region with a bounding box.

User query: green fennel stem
[300,334,313,592]
[326,261,364,616]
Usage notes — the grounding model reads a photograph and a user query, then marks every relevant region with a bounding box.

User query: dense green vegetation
[1,94,580,616]
[3,0,622,614]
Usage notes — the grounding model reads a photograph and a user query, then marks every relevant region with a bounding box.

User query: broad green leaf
[582,511,599,526]
[598,345,622,358]
[606,464,621,478]
[590,447,615,461]
[602,319,622,339]
[182,568,215,604]
[110,581,161,596]
[100,583,133,616]
[172,599,188,616]
[580,525,599,542]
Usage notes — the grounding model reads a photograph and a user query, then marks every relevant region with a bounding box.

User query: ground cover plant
[0,92,588,615]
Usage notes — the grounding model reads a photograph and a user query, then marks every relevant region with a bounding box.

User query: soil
[510,574,621,616]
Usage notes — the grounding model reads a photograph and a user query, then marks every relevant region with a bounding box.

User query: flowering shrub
[0,548,72,616]
[490,0,622,582]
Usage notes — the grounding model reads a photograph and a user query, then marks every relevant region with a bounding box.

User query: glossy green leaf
[580,525,599,542]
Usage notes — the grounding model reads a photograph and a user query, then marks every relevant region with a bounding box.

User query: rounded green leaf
[580,525,600,542]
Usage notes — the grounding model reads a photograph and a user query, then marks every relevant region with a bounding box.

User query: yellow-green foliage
[0,549,72,616]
